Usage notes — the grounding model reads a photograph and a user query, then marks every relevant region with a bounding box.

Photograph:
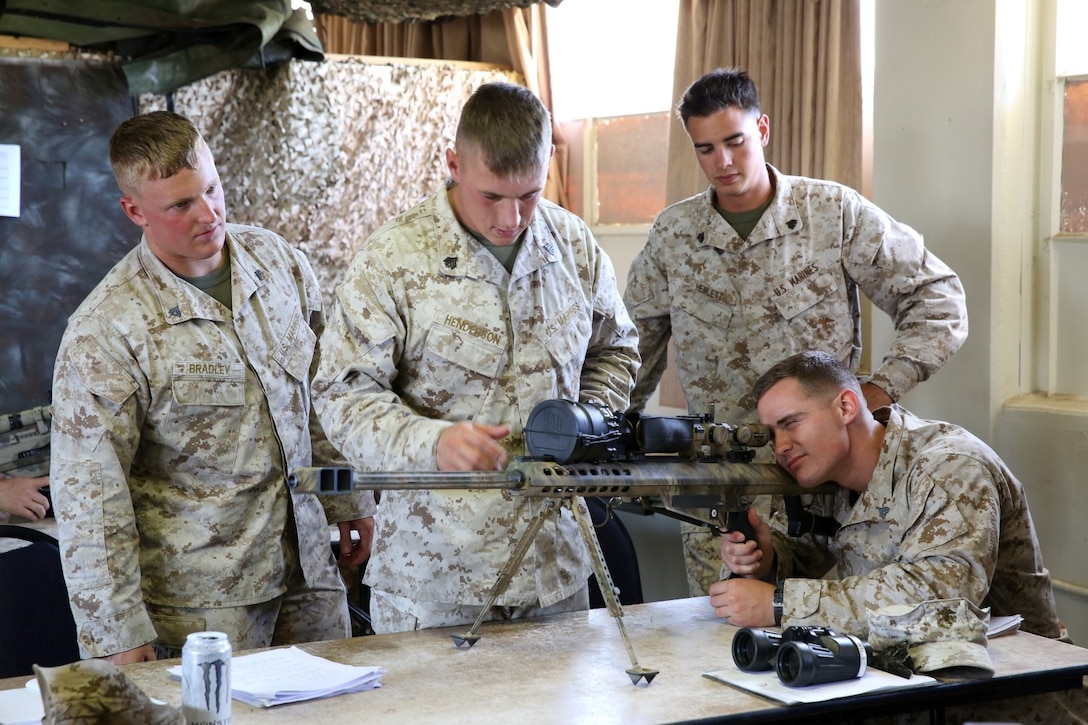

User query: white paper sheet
[0,145,20,218]
[0,680,42,725]
[703,663,938,705]
[169,646,384,708]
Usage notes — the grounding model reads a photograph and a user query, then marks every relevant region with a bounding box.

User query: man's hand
[861,382,893,411]
[721,508,775,581]
[0,475,50,520]
[436,422,510,472]
[708,577,777,627]
[337,517,374,566]
[106,643,157,664]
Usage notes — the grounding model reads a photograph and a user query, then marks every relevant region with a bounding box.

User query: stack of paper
[987,614,1023,638]
[0,683,43,725]
[169,646,384,708]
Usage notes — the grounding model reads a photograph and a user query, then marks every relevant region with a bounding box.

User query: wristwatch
[772,584,784,627]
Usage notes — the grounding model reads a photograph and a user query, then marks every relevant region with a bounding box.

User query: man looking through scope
[710,350,1061,641]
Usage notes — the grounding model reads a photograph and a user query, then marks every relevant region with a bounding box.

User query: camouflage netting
[312,0,563,24]
[140,57,519,309]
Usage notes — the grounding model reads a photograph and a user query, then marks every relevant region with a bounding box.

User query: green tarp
[0,0,322,94]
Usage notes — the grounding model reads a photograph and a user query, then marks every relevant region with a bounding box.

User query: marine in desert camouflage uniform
[313,82,639,633]
[50,111,375,663]
[624,68,967,596]
[720,352,1086,724]
[711,351,1062,640]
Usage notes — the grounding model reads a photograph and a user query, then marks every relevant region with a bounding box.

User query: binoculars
[731,625,873,687]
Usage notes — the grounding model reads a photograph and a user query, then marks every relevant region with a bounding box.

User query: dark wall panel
[0,59,138,412]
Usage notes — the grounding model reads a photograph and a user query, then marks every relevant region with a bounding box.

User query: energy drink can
[181,631,232,725]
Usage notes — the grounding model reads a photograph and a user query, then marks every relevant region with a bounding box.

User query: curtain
[315,7,567,207]
[316,12,509,61]
[667,0,862,205]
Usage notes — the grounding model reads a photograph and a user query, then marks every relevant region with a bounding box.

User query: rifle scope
[524,399,769,465]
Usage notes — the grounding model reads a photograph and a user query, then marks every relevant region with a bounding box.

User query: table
[3,597,1087,724]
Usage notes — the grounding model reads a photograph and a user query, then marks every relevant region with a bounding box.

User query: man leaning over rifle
[313,82,640,633]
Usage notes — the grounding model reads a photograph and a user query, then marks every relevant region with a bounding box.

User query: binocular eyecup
[732,626,872,687]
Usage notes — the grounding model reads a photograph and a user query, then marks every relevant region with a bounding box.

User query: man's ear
[836,388,863,424]
[118,196,146,227]
[758,113,771,146]
[445,147,459,181]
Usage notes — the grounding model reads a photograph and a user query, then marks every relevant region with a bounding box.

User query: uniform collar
[434,184,560,282]
[841,405,906,523]
[697,164,806,253]
[136,226,271,324]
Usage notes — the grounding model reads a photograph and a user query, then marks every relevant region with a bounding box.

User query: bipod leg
[451,498,557,649]
[571,498,658,685]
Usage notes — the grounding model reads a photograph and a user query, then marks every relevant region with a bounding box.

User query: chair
[585,497,644,609]
[0,524,81,678]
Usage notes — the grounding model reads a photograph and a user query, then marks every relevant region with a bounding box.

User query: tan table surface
[4,596,1088,724]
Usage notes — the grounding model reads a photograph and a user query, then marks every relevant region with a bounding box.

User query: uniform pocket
[424,322,506,377]
[542,299,591,368]
[770,270,840,320]
[769,269,855,355]
[413,319,507,415]
[171,362,246,406]
[673,284,736,328]
[272,311,317,383]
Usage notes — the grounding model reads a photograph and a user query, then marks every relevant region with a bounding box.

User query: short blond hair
[109,111,206,195]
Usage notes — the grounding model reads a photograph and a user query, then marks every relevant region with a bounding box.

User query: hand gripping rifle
[290,399,839,685]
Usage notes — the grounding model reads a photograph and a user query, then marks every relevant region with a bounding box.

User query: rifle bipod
[450,497,659,685]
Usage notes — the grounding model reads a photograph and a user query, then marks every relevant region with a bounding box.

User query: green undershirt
[713,197,773,241]
[181,247,233,311]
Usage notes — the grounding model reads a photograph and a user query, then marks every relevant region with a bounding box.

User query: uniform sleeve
[578,238,641,416]
[776,457,999,637]
[50,320,158,658]
[843,195,968,401]
[294,248,376,520]
[312,252,453,472]
[623,223,672,413]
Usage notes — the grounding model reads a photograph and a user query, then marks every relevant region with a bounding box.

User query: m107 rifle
[0,405,51,478]
[294,399,839,685]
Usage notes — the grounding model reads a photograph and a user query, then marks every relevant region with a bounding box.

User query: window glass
[595,113,669,225]
[1060,79,1088,233]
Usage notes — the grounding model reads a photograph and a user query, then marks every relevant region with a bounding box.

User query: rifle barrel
[352,470,524,490]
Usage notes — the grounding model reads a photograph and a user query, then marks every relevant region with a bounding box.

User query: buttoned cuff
[76,603,157,659]
[866,357,921,403]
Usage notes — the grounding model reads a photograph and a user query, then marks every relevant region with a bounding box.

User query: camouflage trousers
[369,585,591,634]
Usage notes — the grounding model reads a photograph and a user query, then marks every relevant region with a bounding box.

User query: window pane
[595,113,669,225]
[559,119,586,220]
[1060,79,1088,233]
[1052,239,1088,395]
